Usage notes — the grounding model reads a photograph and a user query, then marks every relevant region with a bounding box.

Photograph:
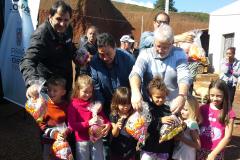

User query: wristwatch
[178,94,187,100]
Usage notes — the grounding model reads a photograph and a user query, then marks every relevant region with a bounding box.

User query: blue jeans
[227,85,236,105]
[43,144,51,160]
[75,139,104,160]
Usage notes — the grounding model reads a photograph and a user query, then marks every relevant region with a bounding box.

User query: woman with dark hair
[220,47,240,105]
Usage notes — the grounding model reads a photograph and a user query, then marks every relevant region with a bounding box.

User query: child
[197,79,235,160]
[67,74,111,160]
[110,87,137,160]
[140,76,174,160]
[39,76,70,160]
[172,95,201,160]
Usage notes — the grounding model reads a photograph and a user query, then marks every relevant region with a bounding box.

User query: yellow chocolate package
[159,115,186,143]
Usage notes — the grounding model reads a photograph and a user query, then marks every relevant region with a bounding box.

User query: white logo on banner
[0,0,40,106]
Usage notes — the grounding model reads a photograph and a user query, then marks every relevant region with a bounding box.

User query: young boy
[39,76,70,160]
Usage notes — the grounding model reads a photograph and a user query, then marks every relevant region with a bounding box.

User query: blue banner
[0,0,40,106]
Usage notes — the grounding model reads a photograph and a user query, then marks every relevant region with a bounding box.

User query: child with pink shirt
[67,74,111,160]
[197,79,235,160]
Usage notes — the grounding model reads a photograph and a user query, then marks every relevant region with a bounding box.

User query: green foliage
[179,12,209,22]
[154,0,178,12]
[112,1,152,12]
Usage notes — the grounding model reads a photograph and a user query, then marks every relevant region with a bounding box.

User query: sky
[112,0,237,13]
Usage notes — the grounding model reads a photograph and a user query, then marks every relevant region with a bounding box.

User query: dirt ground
[224,90,240,160]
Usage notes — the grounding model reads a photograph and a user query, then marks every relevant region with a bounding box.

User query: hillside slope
[112,1,209,41]
[39,0,133,44]
[38,0,209,44]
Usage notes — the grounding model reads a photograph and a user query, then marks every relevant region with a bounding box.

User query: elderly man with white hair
[129,24,192,114]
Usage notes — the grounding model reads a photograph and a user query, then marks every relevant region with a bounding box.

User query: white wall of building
[209,0,240,73]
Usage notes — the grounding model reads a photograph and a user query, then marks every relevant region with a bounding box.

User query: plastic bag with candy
[25,80,52,123]
[125,101,151,145]
[52,123,73,160]
[188,44,205,62]
[88,123,105,142]
[88,102,105,142]
[177,30,206,62]
[159,115,186,143]
[52,140,73,160]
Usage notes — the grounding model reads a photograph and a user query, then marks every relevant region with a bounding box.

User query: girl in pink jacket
[68,74,111,160]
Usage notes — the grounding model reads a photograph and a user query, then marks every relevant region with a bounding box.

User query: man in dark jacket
[89,33,135,160]
[90,33,135,117]
[19,0,76,95]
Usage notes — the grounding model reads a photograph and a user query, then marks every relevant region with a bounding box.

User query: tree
[154,0,178,12]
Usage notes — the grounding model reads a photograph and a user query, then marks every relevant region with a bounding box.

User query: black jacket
[110,114,137,159]
[19,19,76,91]
[142,102,174,154]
